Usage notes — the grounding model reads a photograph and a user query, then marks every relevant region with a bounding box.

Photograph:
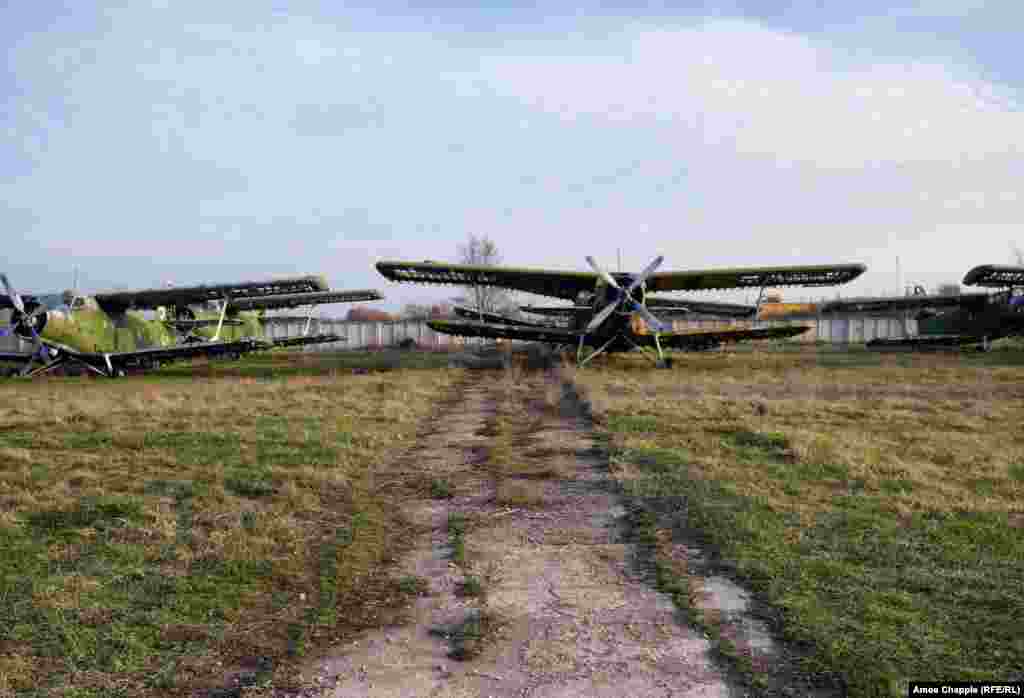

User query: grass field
[572,346,1024,696]
[0,351,460,697]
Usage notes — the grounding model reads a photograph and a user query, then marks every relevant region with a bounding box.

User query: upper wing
[378,260,866,299]
[963,265,1024,288]
[377,260,596,300]
[229,290,384,312]
[645,264,866,293]
[427,318,578,344]
[94,274,330,313]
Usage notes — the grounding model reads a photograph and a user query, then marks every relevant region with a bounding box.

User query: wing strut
[302,304,316,337]
[211,297,230,342]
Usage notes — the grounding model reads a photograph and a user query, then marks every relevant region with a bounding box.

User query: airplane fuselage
[5,295,261,355]
[919,289,1024,339]
[565,274,659,352]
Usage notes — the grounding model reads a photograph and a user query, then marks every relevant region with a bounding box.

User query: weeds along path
[302,365,739,698]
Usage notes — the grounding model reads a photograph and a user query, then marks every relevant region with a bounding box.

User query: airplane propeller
[1,273,51,375]
[583,256,669,334]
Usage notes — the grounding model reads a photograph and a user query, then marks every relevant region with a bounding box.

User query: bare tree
[457,234,513,315]
[1011,243,1023,265]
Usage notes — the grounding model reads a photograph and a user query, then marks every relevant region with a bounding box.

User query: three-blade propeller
[583,256,669,334]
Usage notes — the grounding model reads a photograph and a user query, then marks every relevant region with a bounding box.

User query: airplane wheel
[655,358,673,369]
[113,369,127,378]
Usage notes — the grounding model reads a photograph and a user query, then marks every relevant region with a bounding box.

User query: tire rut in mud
[297,366,744,698]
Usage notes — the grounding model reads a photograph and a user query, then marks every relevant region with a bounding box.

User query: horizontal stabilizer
[645,296,758,318]
[452,306,557,327]
[519,305,591,317]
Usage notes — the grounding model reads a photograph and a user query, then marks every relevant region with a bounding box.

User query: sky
[4,0,1023,311]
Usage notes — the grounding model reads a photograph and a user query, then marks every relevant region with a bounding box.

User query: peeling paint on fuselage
[36,300,263,353]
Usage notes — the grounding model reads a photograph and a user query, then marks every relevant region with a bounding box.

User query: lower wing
[866,334,992,350]
[10,338,270,377]
[640,325,811,350]
[268,333,346,349]
[427,319,577,344]
[427,319,809,349]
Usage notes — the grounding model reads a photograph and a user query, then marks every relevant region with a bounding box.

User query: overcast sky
[4,1,1023,310]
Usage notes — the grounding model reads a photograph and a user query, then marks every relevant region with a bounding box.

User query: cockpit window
[37,293,66,310]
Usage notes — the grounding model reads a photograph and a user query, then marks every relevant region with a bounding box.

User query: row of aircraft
[2,257,1023,378]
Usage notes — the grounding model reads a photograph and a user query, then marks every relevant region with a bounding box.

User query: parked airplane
[377,256,866,367]
[0,273,383,377]
[819,265,1024,350]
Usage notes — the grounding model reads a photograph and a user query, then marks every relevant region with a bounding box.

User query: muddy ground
[285,362,797,698]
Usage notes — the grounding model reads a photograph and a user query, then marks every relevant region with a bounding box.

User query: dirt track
[298,365,747,698]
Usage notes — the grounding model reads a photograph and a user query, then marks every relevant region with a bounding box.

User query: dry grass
[0,353,460,697]
[481,370,567,508]
[573,346,1024,696]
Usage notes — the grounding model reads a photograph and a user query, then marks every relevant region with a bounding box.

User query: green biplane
[376,256,866,367]
[0,273,384,377]
[819,264,1024,351]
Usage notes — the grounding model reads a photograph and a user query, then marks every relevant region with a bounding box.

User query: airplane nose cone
[13,307,48,340]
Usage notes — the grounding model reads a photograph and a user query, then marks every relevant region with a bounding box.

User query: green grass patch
[455,575,483,598]
[721,428,791,462]
[397,575,430,596]
[576,347,1024,696]
[448,512,467,566]
[430,478,454,499]
[0,360,460,696]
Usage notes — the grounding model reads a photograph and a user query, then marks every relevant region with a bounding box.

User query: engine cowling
[11,303,48,340]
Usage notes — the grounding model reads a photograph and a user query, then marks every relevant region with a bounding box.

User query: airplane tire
[113,369,127,378]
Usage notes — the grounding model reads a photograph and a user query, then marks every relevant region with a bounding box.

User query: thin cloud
[3,7,1022,307]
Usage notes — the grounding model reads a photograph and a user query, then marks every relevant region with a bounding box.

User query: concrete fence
[0,310,919,355]
[260,317,462,352]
